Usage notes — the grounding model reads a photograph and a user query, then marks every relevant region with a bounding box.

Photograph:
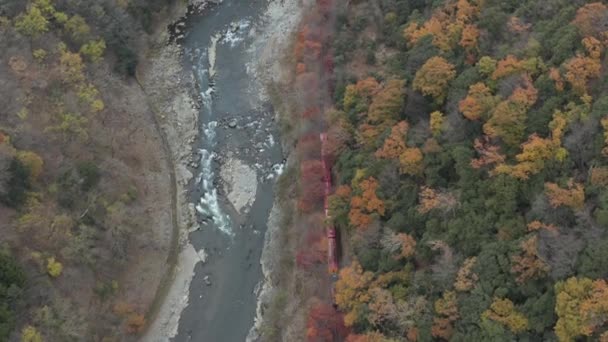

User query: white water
[192,41,233,236]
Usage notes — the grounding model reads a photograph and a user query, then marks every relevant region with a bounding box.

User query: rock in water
[220,157,258,214]
[228,119,238,128]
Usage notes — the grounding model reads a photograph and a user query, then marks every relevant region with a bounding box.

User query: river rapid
[172,0,285,341]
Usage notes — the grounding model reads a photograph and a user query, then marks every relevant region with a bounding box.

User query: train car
[320,132,339,275]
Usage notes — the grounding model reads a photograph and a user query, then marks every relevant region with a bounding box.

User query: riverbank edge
[246,0,309,339]
[133,0,206,339]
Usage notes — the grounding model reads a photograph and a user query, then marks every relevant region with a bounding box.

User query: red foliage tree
[307,298,347,342]
[299,160,325,213]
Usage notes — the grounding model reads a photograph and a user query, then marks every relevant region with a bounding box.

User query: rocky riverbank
[136,2,202,340]
[246,0,304,340]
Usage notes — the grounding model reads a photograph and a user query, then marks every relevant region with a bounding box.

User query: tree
[460,24,479,50]
[564,55,601,95]
[395,233,416,259]
[454,257,478,292]
[482,298,529,333]
[64,15,90,42]
[549,68,564,92]
[413,56,456,102]
[544,180,585,210]
[80,39,106,63]
[20,325,42,342]
[343,77,380,114]
[46,257,62,277]
[399,148,423,176]
[335,260,374,326]
[59,50,85,84]
[16,151,43,183]
[511,236,549,284]
[493,134,564,180]
[491,55,524,80]
[430,111,445,137]
[125,313,145,334]
[346,331,390,342]
[459,83,498,121]
[349,177,385,230]
[375,121,408,159]
[553,277,608,341]
[299,160,324,213]
[471,137,505,169]
[432,291,459,340]
[571,2,608,38]
[307,298,346,342]
[483,78,538,146]
[14,6,48,37]
[417,186,457,214]
[477,56,497,76]
[358,80,406,146]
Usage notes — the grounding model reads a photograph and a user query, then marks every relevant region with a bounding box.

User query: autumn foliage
[349,177,385,229]
[511,235,549,284]
[544,180,585,210]
[413,56,456,102]
[306,298,347,342]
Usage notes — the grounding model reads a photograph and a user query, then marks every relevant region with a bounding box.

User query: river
[172,0,284,341]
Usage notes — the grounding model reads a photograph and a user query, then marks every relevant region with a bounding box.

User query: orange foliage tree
[343,77,381,114]
[459,24,479,51]
[335,260,374,327]
[549,68,564,92]
[358,80,406,147]
[544,180,585,210]
[471,136,505,169]
[527,220,558,234]
[459,82,499,121]
[454,257,478,292]
[564,55,601,95]
[511,235,549,284]
[399,147,424,176]
[349,177,385,230]
[417,186,458,214]
[413,56,456,102]
[374,121,408,159]
[571,2,608,38]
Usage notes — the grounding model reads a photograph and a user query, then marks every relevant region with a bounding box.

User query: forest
[288,0,608,341]
[0,0,176,340]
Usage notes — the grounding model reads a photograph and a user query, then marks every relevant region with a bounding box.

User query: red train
[320,133,339,274]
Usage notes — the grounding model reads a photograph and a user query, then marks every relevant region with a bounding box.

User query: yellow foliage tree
[15,6,48,37]
[432,291,459,340]
[482,298,529,333]
[430,111,444,137]
[17,151,43,182]
[21,325,42,342]
[413,57,456,102]
[59,50,85,84]
[46,257,63,277]
[554,277,608,341]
